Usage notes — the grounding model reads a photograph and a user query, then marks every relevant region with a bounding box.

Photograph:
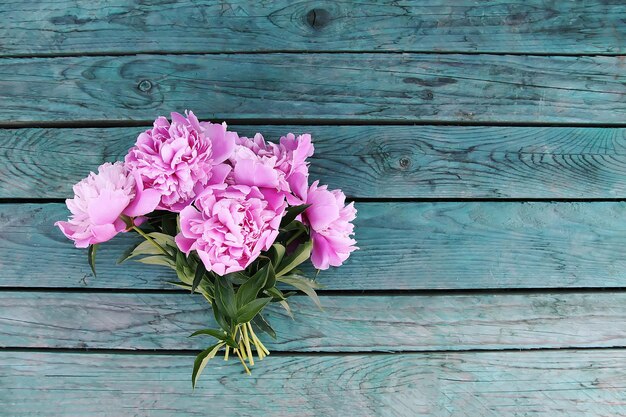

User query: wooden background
[1,1,626,415]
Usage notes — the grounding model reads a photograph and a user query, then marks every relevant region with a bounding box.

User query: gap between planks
[3,51,626,60]
[3,119,626,129]
[1,345,623,356]
[4,198,626,205]
[1,287,626,296]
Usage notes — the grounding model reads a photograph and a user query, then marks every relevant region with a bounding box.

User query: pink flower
[303,181,358,270]
[55,162,160,248]
[125,111,237,212]
[175,184,286,276]
[229,133,314,203]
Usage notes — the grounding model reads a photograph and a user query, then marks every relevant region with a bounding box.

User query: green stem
[245,324,257,366]
[235,347,251,375]
[247,322,269,358]
[132,226,169,256]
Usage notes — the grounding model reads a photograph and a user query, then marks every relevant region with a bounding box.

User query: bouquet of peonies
[55,111,357,386]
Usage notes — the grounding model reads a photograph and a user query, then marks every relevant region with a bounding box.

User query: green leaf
[281,219,308,233]
[252,314,276,339]
[264,263,277,291]
[264,286,287,301]
[116,240,142,264]
[87,244,98,276]
[268,244,286,269]
[279,300,293,318]
[131,239,167,258]
[277,275,323,310]
[278,220,308,243]
[280,204,310,228]
[175,251,195,284]
[214,277,237,320]
[192,343,223,389]
[223,271,248,285]
[196,277,215,299]
[191,261,207,293]
[166,281,191,290]
[189,329,227,340]
[235,262,274,308]
[147,232,176,249]
[212,303,230,333]
[275,239,313,277]
[235,297,272,324]
[161,216,177,236]
[136,255,176,268]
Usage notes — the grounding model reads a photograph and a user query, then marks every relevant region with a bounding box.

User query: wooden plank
[1,1,624,56]
[1,54,625,124]
[1,292,625,351]
[3,202,626,290]
[1,350,624,416]
[2,126,626,199]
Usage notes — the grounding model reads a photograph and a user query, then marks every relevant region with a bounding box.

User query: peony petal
[288,172,309,202]
[210,127,237,163]
[123,188,161,218]
[87,189,131,225]
[233,158,279,188]
[310,232,332,270]
[198,250,225,276]
[224,264,245,275]
[55,221,93,248]
[175,234,196,254]
[91,224,119,244]
[133,216,147,227]
[306,185,340,231]
[207,163,232,185]
[186,110,202,131]
[179,206,202,236]
[170,112,188,125]
[259,188,286,212]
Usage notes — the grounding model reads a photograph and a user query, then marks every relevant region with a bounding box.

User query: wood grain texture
[1,292,625,351]
[2,125,626,199]
[3,202,626,290]
[2,350,625,416]
[1,53,625,124]
[1,1,624,56]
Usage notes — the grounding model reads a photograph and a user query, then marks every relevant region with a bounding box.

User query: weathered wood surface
[2,1,625,413]
[3,202,626,290]
[3,126,626,199]
[1,1,624,56]
[2,350,625,416]
[1,54,625,124]
[1,292,625,351]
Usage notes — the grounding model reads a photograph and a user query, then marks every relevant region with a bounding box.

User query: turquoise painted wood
[3,202,626,290]
[0,54,625,124]
[1,1,624,415]
[1,1,624,56]
[2,350,625,416]
[1,292,625,351]
[2,126,626,199]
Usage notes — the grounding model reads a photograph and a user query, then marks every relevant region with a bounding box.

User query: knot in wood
[306,8,331,30]
[399,157,411,169]
[137,79,152,92]
[421,90,434,101]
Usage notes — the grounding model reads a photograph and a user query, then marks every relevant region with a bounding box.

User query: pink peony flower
[175,184,286,276]
[125,111,237,212]
[55,162,160,248]
[229,133,314,203]
[302,181,358,270]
